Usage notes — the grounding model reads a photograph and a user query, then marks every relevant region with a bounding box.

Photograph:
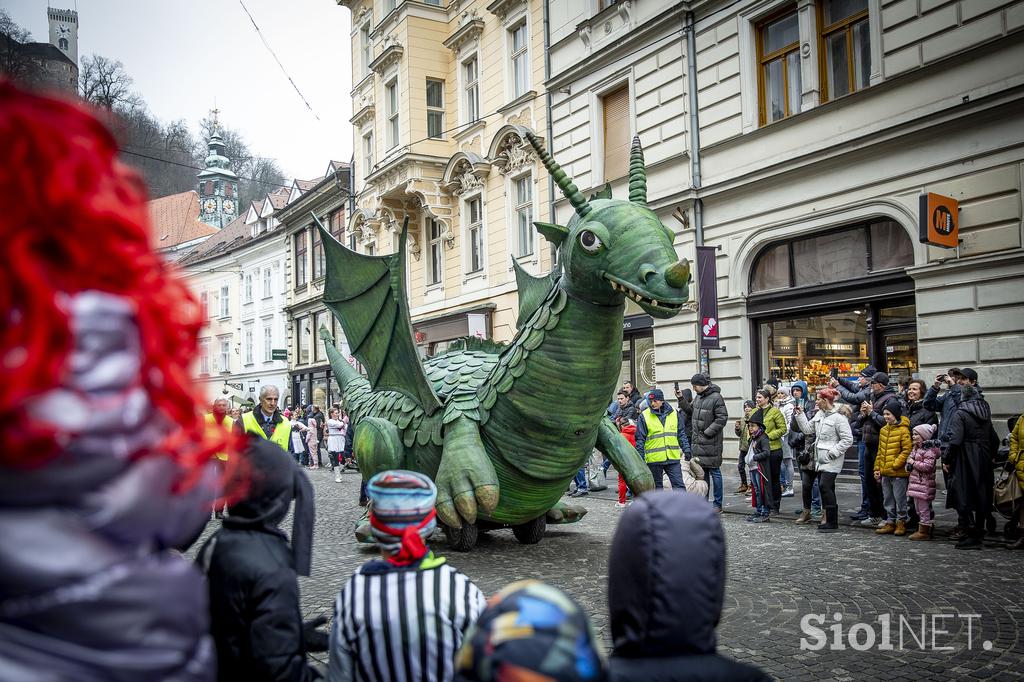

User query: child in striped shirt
[328,470,486,682]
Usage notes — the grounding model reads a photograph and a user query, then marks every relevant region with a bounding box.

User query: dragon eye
[578,230,603,253]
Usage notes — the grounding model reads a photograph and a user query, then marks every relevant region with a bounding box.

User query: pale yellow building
[336,0,552,351]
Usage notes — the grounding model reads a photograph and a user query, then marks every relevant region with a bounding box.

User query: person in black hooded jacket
[197,437,326,681]
[942,383,1000,550]
[607,491,769,682]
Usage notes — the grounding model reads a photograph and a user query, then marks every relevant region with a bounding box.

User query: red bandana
[369,509,437,566]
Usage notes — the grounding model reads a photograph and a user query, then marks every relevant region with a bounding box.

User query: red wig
[0,80,233,486]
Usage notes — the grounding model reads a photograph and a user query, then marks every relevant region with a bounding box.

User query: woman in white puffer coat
[794,387,853,533]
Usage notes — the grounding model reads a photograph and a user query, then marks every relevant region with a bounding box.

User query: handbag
[994,466,1022,517]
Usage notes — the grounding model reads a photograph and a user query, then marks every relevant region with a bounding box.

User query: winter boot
[817,506,840,533]
[735,483,748,494]
[875,521,896,535]
[894,520,907,537]
[334,465,342,483]
[908,523,932,541]
[795,509,812,524]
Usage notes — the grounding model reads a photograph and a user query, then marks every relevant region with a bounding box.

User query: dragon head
[526,132,689,319]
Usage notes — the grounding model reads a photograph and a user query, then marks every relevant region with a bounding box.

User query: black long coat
[943,397,999,526]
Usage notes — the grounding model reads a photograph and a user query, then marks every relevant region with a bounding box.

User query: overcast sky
[7,0,354,182]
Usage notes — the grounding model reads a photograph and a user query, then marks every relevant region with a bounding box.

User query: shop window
[792,228,867,287]
[760,309,870,389]
[749,220,912,293]
[819,0,870,101]
[750,243,790,292]
[757,7,801,125]
[870,220,913,271]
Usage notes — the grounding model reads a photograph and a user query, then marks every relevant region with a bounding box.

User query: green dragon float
[316,132,690,550]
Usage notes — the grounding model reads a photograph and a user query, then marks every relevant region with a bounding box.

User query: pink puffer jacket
[907,444,939,501]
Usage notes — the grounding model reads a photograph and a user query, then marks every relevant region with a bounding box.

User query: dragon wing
[315,215,442,415]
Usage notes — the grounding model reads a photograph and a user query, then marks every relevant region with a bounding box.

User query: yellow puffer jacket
[1009,412,1024,488]
[875,416,911,478]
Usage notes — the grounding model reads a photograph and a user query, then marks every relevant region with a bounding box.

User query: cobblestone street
[194,467,1023,680]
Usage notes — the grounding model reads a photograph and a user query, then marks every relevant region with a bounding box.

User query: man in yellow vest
[635,388,686,490]
[239,385,292,451]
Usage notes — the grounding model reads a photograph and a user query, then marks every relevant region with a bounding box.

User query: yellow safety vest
[241,411,292,451]
[641,408,681,463]
[204,413,235,461]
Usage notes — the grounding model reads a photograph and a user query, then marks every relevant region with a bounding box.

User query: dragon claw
[318,326,333,343]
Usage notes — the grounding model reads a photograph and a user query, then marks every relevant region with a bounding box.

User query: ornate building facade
[336,0,552,350]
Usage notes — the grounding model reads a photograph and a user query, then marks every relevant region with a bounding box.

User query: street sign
[918,192,958,248]
[271,349,287,360]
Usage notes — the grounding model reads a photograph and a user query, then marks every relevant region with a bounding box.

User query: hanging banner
[696,245,720,350]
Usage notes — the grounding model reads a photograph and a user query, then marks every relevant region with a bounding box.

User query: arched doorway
[747,219,917,392]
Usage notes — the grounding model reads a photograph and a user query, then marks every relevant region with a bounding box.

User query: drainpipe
[543,0,558,266]
[685,10,703,248]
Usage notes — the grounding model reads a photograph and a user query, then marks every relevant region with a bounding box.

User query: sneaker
[810,509,823,520]
[859,516,881,527]
[746,514,760,523]
[781,486,794,498]
[759,515,772,523]
[849,511,869,521]
[713,506,723,514]
[575,490,589,497]
[615,502,628,509]
[949,526,967,541]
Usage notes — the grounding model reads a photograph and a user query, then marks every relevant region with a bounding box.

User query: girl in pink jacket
[906,423,940,540]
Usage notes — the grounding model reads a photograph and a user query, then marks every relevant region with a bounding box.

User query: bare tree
[0,9,36,84]
[79,54,142,110]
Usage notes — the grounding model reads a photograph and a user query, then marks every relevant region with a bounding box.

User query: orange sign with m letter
[918,193,959,248]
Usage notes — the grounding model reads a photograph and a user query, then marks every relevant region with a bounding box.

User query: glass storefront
[620,312,656,395]
[758,303,919,392]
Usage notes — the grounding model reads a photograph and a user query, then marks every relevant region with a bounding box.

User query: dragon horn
[524,131,592,219]
[628,135,647,205]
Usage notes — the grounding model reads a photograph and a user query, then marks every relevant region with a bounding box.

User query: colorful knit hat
[367,469,437,565]
[455,580,607,682]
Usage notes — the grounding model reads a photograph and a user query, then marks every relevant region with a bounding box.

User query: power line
[238,0,321,121]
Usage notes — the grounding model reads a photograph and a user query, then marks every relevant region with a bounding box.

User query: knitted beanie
[367,470,437,562]
[913,423,936,441]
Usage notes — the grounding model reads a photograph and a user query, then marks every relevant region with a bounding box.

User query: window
[200,291,208,316]
[819,0,869,101]
[749,220,913,293]
[262,268,272,298]
[243,273,253,303]
[510,22,529,98]
[199,339,210,374]
[219,285,229,318]
[312,224,325,280]
[426,79,445,139]
[264,325,273,362]
[385,79,399,149]
[384,0,396,12]
[463,56,480,123]
[294,230,307,287]
[348,230,358,252]
[59,37,68,50]
[360,23,372,75]
[757,8,801,125]
[296,317,310,365]
[365,243,375,256]
[219,339,230,373]
[467,197,484,273]
[602,84,630,181]
[427,218,444,286]
[314,311,328,362]
[514,175,533,257]
[329,209,345,241]
[244,328,254,365]
[363,132,374,177]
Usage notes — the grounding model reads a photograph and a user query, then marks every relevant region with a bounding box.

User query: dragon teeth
[652,300,658,306]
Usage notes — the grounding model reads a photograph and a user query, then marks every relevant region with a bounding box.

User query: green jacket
[762,405,787,452]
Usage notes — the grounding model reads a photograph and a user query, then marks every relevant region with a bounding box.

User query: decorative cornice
[496,90,536,115]
[368,40,403,76]
[350,100,375,127]
[486,0,527,22]
[443,17,485,53]
[492,131,536,175]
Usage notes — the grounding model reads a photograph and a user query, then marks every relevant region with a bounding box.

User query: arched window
[59,38,68,50]
[750,219,912,294]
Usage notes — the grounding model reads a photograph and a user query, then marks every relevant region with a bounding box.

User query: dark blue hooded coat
[607,492,768,681]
